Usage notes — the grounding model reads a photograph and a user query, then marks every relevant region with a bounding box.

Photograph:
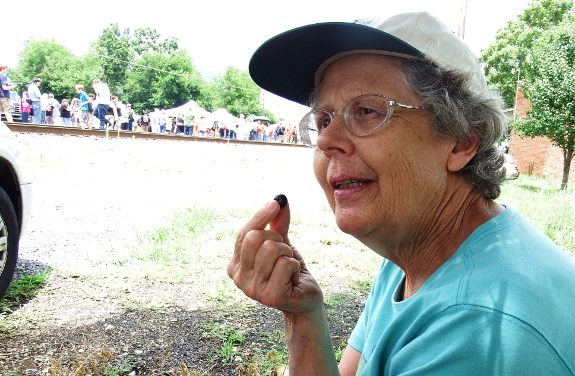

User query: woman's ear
[447,138,479,172]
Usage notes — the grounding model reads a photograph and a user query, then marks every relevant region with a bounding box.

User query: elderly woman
[228,11,575,375]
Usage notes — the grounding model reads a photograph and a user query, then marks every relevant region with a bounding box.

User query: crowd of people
[14,77,300,143]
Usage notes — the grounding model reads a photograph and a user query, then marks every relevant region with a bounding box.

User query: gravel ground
[0,133,380,375]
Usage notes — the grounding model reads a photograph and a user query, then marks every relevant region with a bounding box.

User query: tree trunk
[561,147,574,190]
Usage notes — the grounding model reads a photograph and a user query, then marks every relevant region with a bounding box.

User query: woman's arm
[228,200,343,375]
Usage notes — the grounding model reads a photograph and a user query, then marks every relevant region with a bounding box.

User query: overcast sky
[4,0,533,120]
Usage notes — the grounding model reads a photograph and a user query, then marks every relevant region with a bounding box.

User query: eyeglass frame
[299,93,423,147]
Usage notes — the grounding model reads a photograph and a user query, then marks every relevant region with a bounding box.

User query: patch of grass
[41,350,145,376]
[201,322,246,364]
[498,175,575,256]
[0,271,49,312]
[242,349,288,376]
[324,294,351,307]
[132,207,237,283]
[259,329,288,356]
[206,281,237,303]
[348,275,373,295]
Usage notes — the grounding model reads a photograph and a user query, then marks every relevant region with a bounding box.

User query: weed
[202,322,246,364]
[0,271,49,312]
[243,349,288,376]
[348,275,373,295]
[259,330,288,357]
[320,239,343,246]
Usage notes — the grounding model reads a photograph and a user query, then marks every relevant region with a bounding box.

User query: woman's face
[312,55,457,252]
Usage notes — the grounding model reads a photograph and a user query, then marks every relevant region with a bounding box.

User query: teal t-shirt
[349,206,575,375]
[78,91,89,111]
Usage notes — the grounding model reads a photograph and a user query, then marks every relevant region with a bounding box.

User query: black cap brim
[249,22,423,106]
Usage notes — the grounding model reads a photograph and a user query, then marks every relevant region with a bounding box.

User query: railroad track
[4,122,306,147]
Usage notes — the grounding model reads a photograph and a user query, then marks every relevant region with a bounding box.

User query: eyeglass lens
[300,95,392,146]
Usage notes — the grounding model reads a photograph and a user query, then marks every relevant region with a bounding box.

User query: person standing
[0,64,16,122]
[44,97,54,125]
[40,93,49,124]
[69,98,80,127]
[140,113,150,132]
[176,113,184,135]
[184,112,193,136]
[47,94,60,125]
[158,110,168,133]
[59,99,71,127]
[292,123,298,144]
[20,91,31,123]
[277,122,285,143]
[92,79,112,130]
[27,79,42,124]
[126,104,135,131]
[286,124,294,144]
[196,116,206,137]
[75,84,91,129]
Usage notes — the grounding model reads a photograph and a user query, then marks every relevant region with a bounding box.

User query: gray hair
[308,57,507,200]
[400,59,507,199]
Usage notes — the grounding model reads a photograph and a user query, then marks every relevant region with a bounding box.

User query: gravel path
[0,133,379,375]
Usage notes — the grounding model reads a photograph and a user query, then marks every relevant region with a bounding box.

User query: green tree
[131,28,179,56]
[480,0,573,108]
[123,50,203,114]
[91,24,134,95]
[212,67,266,118]
[517,16,575,189]
[12,39,99,100]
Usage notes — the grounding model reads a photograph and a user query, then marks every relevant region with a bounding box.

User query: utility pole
[458,0,469,39]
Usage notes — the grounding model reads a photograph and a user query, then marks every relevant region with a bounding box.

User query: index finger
[234,201,280,255]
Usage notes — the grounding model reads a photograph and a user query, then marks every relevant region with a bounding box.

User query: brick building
[508,91,574,183]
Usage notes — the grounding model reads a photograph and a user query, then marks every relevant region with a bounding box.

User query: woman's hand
[228,200,324,315]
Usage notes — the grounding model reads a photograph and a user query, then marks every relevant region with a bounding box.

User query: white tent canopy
[163,100,210,119]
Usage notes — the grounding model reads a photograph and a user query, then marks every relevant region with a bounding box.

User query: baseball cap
[249,11,487,106]
[32,78,41,83]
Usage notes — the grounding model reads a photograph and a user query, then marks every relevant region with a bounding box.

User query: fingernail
[273,194,288,209]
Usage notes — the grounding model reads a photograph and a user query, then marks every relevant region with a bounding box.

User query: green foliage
[480,0,574,107]
[212,67,265,117]
[11,24,281,121]
[516,13,575,189]
[498,175,575,255]
[12,40,100,100]
[202,322,245,364]
[131,27,179,56]
[0,272,48,312]
[91,24,135,94]
[124,50,203,114]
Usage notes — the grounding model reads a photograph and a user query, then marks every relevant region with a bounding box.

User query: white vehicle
[0,121,32,297]
[503,153,520,180]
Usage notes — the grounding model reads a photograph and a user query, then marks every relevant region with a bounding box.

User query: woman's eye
[315,113,331,130]
[360,107,378,116]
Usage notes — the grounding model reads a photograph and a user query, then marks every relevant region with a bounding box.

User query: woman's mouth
[335,179,368,189]
[334,180,369,189]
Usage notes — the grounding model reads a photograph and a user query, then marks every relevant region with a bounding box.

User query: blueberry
[273,194,288,209]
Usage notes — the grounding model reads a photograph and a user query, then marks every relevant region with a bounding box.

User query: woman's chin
[334,211,372,238]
